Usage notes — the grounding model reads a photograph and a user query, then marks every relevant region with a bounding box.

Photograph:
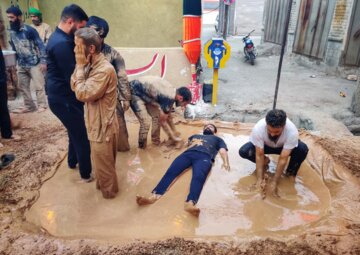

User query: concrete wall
[39,0,182,48]
[1,0,183,48]
[117,47,192,87]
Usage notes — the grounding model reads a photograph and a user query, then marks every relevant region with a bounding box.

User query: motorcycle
[242,29,257,65]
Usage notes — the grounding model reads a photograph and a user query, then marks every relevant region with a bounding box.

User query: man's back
[46,27,77,102]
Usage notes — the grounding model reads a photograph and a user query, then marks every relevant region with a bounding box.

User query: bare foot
[37,107,47,113]
[184,201,200,217]
[136,194,160,206]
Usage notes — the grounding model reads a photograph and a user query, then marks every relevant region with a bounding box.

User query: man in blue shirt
[136,124,230,217]
[6,6,47,113]
[46,4,92,182]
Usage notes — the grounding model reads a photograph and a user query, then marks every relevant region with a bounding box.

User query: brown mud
[0,110,360,254]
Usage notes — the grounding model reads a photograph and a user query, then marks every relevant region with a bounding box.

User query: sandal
[0,154,15,170]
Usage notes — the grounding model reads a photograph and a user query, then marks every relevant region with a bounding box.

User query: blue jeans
[153,151,213,204]
[239,141,309,176]
[49,100,92,179]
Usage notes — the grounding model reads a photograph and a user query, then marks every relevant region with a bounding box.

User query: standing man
[46,4,92,182]
[86,16,131,151]
[130,76,192,149]
[71,27,119,199]
[6,6,47,113]
[136,124,230,217]
[29,7,52,45]
[239,109,309,197]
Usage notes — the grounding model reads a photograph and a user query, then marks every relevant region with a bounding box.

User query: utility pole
[223,3,229,40]
[273,0,293,109]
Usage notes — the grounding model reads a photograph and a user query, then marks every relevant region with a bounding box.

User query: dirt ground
[0,110,359,255]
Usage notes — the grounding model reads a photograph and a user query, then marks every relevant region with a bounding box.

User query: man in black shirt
[46,4,92,182]
[136,124,230,217]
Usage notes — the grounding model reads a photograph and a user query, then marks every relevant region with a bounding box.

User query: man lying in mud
[239,109,309,197]
[71,27,119,198]
[129,76,192,149]
[136,123,230,217]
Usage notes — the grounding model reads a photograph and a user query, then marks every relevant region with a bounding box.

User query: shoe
[0,154,15,170]
[136,193,160,205]
[184,201,200,217]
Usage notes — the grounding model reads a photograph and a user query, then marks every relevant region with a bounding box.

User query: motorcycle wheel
[249,52,255,65]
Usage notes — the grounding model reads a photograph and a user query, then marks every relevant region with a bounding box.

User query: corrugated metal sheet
[264,0,292,45]
[343,0,360,67]
[293,0,335,59]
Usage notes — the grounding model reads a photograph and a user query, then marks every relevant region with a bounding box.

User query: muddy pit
[1,111,360,254]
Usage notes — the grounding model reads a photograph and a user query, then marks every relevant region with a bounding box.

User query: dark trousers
[0,82,12,139]
[239,141,309,176]
[153,151,212,204]
[49,100,92,179]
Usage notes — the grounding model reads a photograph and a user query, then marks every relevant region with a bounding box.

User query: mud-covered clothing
[187,134,228,161]
[9,24,46,67]
[129,76,177,147]
[71,53,118,199]
[129,76,176,114]
[102,43,130,151]
[102,44,131,101]
[30,22,52,45]
[71,53,118,142]
[92,133,119,199]
[153,134,228,204]
[131,97,161,148]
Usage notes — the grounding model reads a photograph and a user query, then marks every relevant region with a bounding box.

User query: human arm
[44,25,52,45]
[111,49,131,104]
[255,146,266,187]
[268,149,292,197]
[32,28,47,66]
[219,148,230,171]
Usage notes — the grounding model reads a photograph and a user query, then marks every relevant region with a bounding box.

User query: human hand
[40,64,47,73]
[122,100,130,111]
[75,44,90,66]
[159,112,169,123]
[221,163,230,171]
[268,180,280,198]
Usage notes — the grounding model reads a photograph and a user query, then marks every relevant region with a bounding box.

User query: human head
[175,87,192,108]
[203,123,217,135]
[59,4,88,35]
[74,27,102,59]
[29,7,42,26]
[6,6,23,31]
[265,109,287,142]
[86,16,109,44]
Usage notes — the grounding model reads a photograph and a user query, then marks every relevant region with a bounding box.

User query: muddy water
[26,122,331,241]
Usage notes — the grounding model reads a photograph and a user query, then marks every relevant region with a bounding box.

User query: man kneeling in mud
[136,124,230,217]
[239,109,309,198]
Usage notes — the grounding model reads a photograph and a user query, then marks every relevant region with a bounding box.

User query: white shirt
[250,118,298,149]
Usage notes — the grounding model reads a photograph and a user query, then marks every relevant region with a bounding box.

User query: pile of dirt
[0,111,359,254]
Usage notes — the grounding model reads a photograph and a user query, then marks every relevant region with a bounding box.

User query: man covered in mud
[29,7,52,45]
[7,6,47,113]
[136,124,230,217]
[71,27,119,199]
[129,76,192,149]
[239,109,309,197]
[46,4,92,182]
[86,16,131,152]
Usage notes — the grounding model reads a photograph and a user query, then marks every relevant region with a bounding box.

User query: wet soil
[0,110,360,254]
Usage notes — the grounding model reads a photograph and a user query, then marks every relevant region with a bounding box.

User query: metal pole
[273,0,293,110]
[212,68,219,105]
[223,4,229,40]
